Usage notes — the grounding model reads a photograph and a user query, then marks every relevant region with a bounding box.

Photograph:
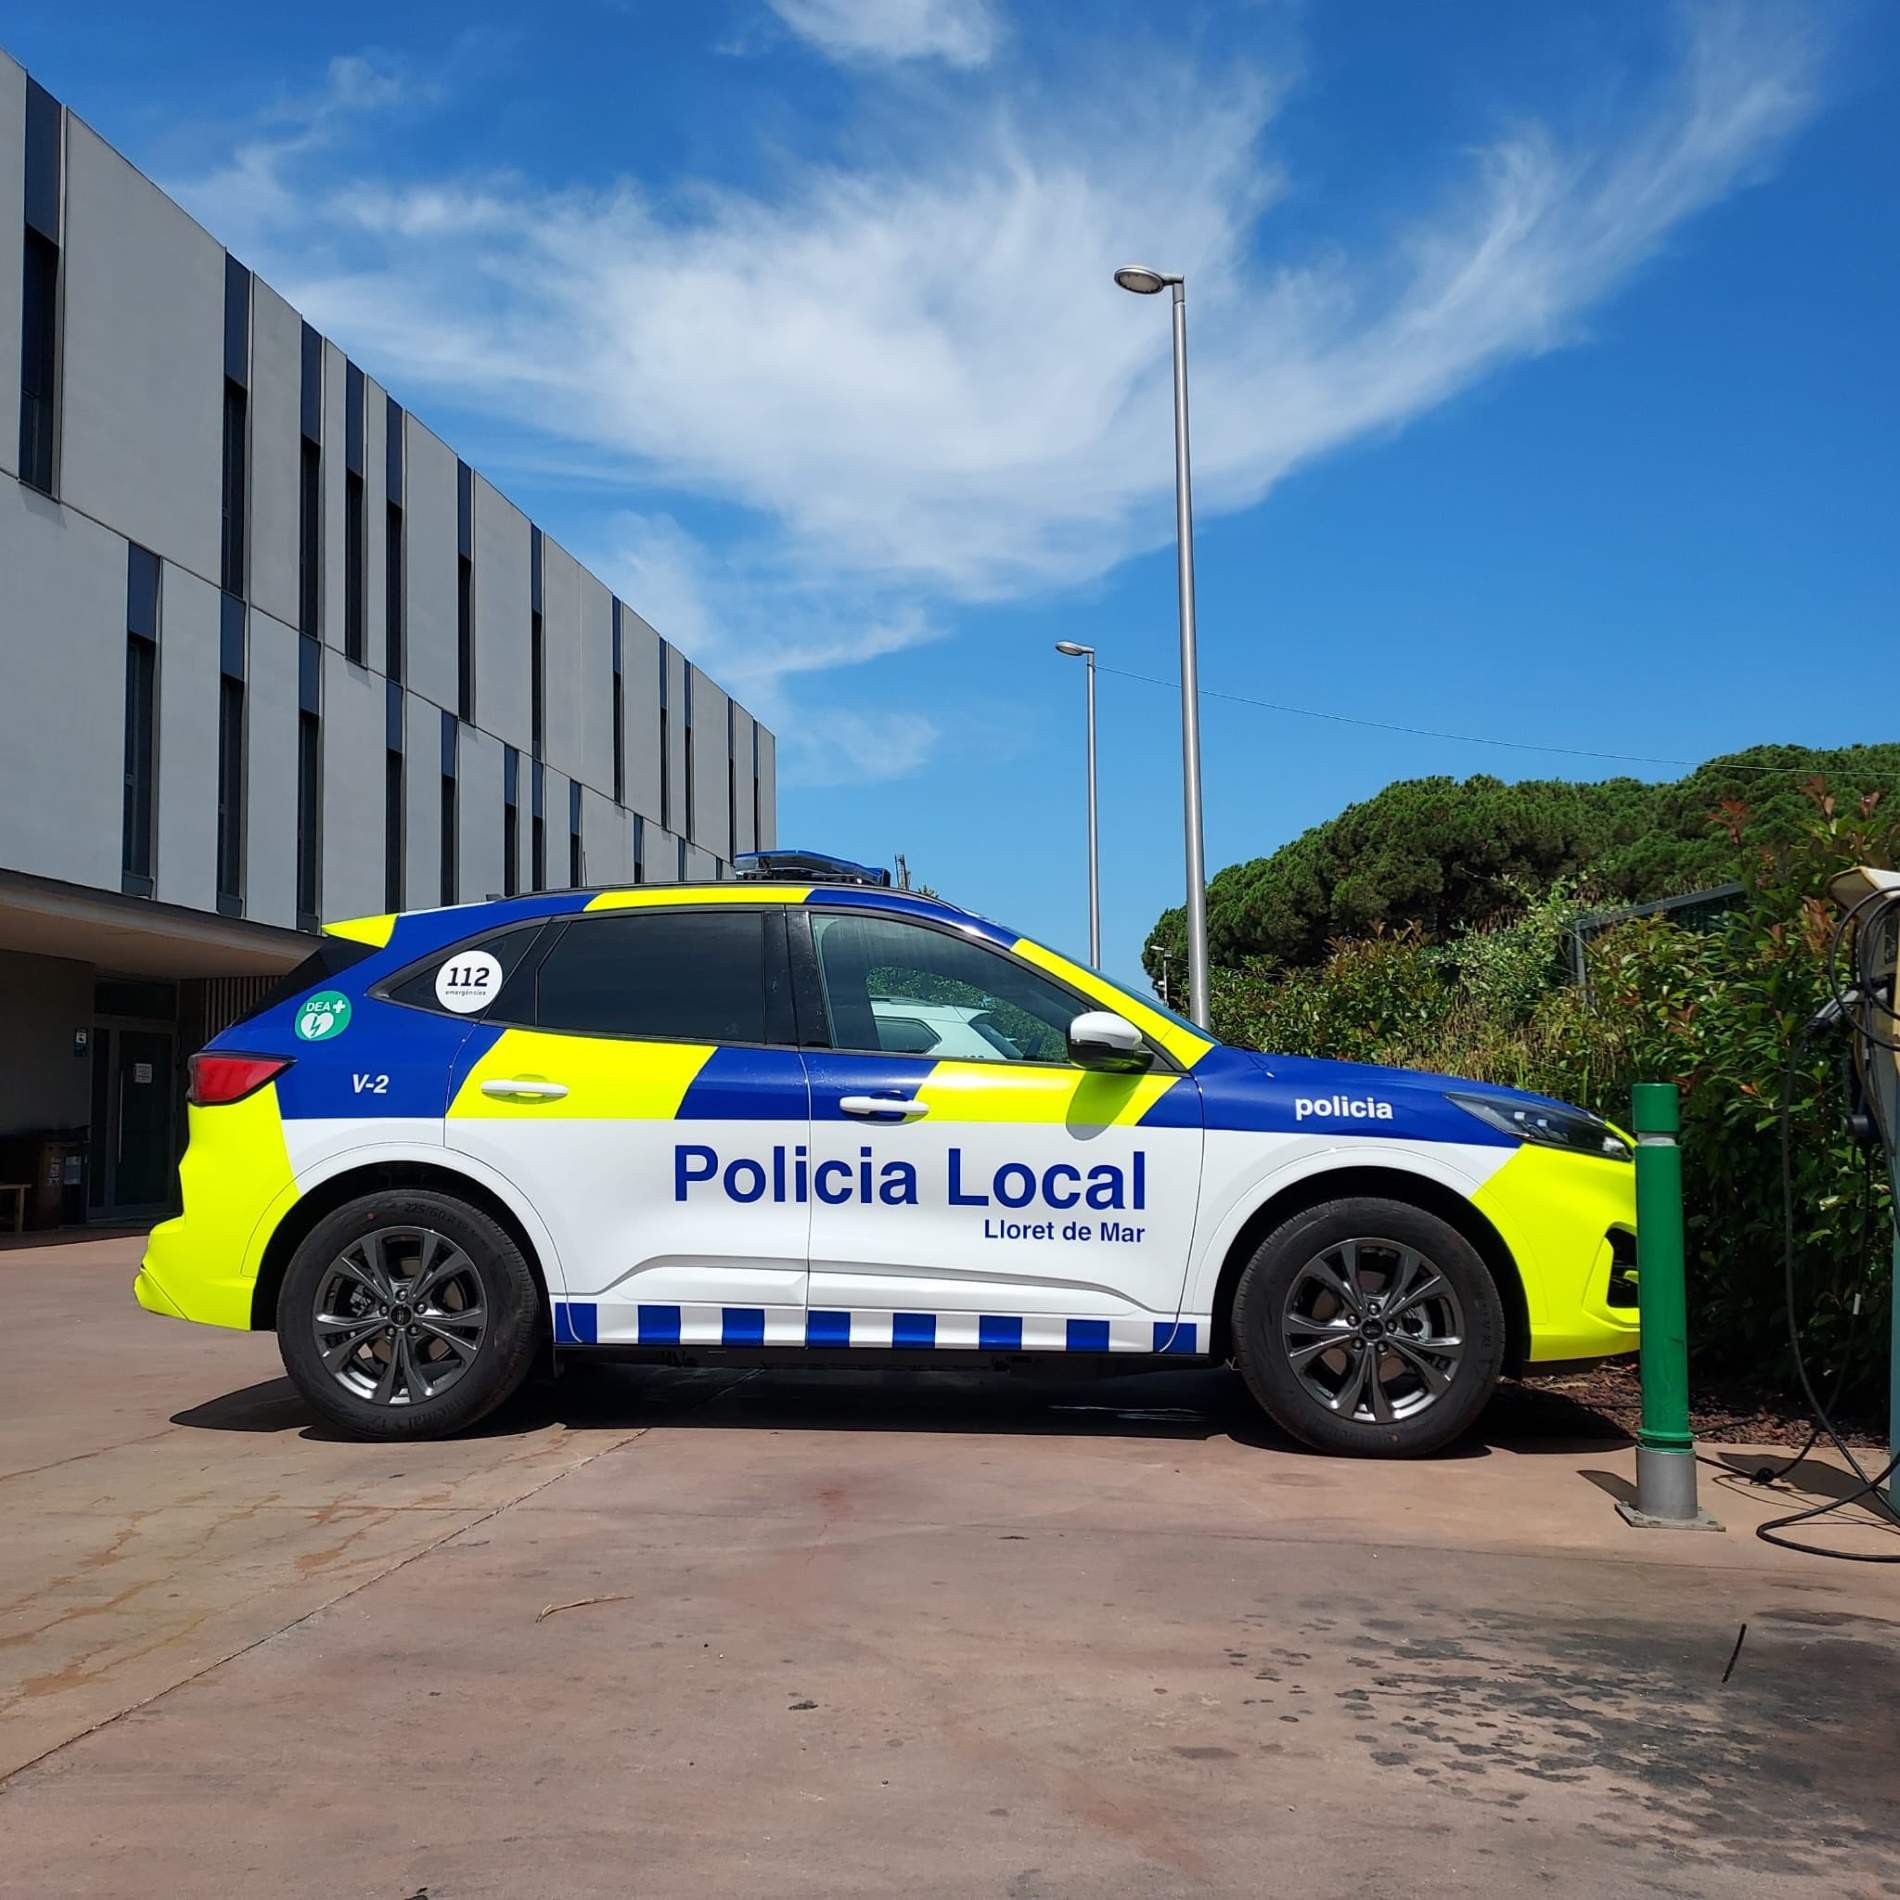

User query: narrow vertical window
[440,712,458,907]
[502,747,520,899]
[19,82,64,496]
[121,546,161,897]
[633,812,645,885]
[344,471,365,662]
[217,679,244,909]
[384,680,404,912]
[611,601,626,806]
[683,669,696,843]
[752,722,761,854]
[385,398,405,680]
[677,835,687,882]
[296,717,322,925]
[298,325,321,637]
[568,780,583,887]
[343,363,365,664]
[221,383,249,595]
[215,593,245,914]
[385,753,404,912]
[658,643,671,835]
[456,462,475,722]
[727,700,737,860]
[295,633,321,929]
[220,258,250,595]
[531,763,546,892]
[530,526,545,761]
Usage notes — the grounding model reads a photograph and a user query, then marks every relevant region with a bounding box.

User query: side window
[812,913,1080,1064]
[382,925,542,1018]
[533,911,767,1043]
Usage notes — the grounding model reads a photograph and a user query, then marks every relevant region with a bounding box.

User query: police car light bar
[734,849,893,888]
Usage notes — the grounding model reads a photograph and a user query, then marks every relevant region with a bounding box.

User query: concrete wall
[458,727,504,903]
[321,648,386,923]
[248,278,302,631]
[0,949,93,1137]
[154,563,220,912]
[756,728,778,850]
[538,535,585,784]
[690,668,732,865]
[577,571,616,794]
[620,607,663,825]
[0,56,24,483]
[0,49,772,977]
[473,477,531,752]
[0,483,130,890]
[244,610,301,929]
[59,116,223,586]
[403,418,459,718]
[404,700,443,910]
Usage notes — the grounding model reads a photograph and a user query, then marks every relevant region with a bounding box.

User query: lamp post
[1114,263,1210,1028]
[1054,641,1100,966]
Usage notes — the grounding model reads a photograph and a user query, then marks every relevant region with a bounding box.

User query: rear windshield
[237,937,379,1025]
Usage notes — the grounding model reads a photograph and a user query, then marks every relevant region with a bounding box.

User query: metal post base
[1616,1446,1723,1531]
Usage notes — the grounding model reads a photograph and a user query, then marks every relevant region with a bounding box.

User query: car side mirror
[1067,1010,1151,1071]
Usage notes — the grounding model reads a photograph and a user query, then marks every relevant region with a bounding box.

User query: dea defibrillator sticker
[295,991,353,1042]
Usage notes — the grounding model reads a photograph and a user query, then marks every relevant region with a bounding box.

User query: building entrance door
[89,1025,177,1217]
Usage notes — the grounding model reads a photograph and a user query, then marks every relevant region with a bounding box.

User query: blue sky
[9,0,1896,987]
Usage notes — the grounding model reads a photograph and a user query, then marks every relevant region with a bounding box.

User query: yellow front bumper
[1471,1142,1640,1363]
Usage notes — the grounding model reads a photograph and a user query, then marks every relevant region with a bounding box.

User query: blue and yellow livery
[138,854,1636,1454]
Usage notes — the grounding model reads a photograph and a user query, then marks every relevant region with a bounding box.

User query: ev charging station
[1825,864,1900,1508]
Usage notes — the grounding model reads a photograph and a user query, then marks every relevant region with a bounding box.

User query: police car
[137,850,1638,1456]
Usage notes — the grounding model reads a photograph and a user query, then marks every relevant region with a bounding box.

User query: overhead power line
[1093,663,1890,779]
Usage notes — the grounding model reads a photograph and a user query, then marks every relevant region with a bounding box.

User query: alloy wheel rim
[312,1226,487,1406]
[1281,1236,1465,1425]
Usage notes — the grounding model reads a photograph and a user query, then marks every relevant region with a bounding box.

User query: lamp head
[1113,264,1172,295]
[1054,641,1093,658]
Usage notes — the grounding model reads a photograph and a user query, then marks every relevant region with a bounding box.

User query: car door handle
[839,1094,929,1121]
[480,1078,570,1101]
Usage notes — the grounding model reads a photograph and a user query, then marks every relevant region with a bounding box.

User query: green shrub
[1206,787,1898,1405]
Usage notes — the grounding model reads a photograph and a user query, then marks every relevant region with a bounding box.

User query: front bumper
[1470,1142,1641,1364]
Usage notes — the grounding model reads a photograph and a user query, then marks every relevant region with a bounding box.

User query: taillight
[188,1053,291,1106]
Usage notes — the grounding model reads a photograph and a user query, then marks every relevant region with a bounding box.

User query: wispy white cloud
[588,512,944,786]
[764,0,999,68]
[169,2,1827,779]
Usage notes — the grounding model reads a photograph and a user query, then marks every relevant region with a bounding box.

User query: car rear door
[797,907,1205,1353]
[445,902,811,1348]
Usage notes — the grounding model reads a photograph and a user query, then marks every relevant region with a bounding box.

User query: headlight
[1448,1092,1632,1162]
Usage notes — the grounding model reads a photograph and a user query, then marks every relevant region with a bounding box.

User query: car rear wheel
[276,1190,541,1440]
[1231,1196,1505,1457]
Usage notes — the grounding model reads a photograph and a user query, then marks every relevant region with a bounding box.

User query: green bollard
[1616,1083,1721,1531]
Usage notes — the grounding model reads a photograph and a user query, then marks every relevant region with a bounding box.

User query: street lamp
[1055,641,1100,966]
[1114,262,1211,1029]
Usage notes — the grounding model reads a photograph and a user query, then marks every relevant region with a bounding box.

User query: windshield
[1079,961,1218,1045]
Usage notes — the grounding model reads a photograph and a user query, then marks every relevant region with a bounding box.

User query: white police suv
[137,851,1637,1455]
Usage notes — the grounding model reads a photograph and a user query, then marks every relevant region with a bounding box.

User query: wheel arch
[1202,1164,1529,1375]
[250,1158,555,1332]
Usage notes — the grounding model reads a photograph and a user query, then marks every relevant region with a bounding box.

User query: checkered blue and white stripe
[554,1301,1205,1355]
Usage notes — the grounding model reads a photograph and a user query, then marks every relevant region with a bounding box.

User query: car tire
[1230,1196,1505,1457]
[277,1189,542,1440]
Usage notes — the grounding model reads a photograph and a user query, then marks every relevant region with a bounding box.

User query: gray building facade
[0,47,778,1223]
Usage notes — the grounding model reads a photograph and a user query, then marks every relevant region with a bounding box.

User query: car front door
[798,908,1205,1353]
[446,903,811,1348]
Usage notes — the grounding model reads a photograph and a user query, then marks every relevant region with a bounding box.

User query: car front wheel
[276,1189,541,1440]
[1231,1196,1506,1457]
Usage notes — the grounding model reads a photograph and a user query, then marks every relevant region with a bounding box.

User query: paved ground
[4,1234,1899,1899]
